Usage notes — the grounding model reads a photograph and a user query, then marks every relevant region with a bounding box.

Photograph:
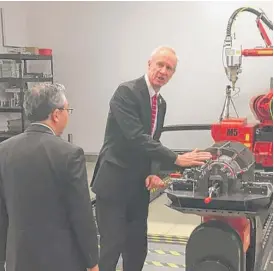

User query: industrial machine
[165,141,272,270]
[160,6,273,271]
[214,6,273,171]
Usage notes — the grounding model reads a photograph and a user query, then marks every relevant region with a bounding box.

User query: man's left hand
[145,175,165,190]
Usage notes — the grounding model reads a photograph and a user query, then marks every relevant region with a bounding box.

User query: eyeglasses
[58,108,74,114]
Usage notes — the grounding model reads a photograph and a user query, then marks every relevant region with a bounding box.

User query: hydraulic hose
[226,7,273,36]
[226,7,273,38]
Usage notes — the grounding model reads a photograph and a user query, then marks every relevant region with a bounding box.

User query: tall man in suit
[91,46,212,271]
[0,83,99,271]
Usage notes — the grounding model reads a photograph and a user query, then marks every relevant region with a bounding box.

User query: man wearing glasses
[0,83,99,271]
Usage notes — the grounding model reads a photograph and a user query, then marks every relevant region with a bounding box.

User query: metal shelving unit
[0,53,53,142]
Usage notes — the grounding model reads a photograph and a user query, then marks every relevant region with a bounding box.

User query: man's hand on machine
[175,148,212,167]
[145,175,165,190]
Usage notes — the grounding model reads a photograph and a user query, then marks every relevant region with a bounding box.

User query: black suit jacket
[0,124,98,271]
[91,76,177,200]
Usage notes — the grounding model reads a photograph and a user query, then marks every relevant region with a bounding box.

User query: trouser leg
[122,190,150,271]
[122,218,148,271]
[96,197,126,271]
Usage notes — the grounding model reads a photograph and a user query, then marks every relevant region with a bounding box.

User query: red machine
[211,82,273,169]
[164,8,273,271]
[204,8,273,269]
[211,7,273,170]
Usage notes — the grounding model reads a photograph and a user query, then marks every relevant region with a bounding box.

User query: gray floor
[116,242,187,271]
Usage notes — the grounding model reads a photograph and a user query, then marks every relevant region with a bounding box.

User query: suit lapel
[139,77,152,133]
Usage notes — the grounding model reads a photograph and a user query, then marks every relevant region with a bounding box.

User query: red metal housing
[211,118,256,151]
[250,90,273,124]
[203,216,251,253]
[253,141,273,167]
[211,117,273,168]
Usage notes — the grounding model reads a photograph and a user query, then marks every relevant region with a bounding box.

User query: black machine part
[196,141,256,197]
[191,261,231,271]
[165,141,273,215]
[186,219,244,271]
[184,208,273,271]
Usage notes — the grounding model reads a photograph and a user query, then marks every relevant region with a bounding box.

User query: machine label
[227,128,238,136]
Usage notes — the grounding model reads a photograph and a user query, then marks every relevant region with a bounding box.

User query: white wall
[23,1,274,153]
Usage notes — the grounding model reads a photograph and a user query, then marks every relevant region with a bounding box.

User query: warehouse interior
[0,1,273,270]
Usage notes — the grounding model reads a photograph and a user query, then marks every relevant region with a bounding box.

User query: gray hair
[150,46,178,60]
[150,45,179,70]
[23,83,67,122]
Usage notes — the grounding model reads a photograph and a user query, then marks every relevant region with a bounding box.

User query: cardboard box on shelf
[24,47,39,55]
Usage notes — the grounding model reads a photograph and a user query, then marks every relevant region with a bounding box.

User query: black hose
[226,7,273,38]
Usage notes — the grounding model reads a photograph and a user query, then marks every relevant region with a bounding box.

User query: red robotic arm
[214,7,273,169]
[223,7,273,92]
[242,48,272,56]
[221,7,273,121]
[242,17,272,56]
[242,13,273,124]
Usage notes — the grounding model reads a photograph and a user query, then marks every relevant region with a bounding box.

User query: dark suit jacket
[0,124,98,271]
[91,76,177,200]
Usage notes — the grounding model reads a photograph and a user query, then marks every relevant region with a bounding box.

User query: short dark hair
[23,83,66,122]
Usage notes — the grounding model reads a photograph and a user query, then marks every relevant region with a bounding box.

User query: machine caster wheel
[192,260,232,271]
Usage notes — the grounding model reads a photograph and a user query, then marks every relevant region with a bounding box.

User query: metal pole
[68,133,73,143]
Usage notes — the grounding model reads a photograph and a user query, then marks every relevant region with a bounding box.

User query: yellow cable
[231,7,252,39]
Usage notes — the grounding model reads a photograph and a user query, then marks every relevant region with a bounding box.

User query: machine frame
[158,128,273,271]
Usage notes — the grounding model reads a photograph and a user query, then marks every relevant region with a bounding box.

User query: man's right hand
[87,264,99,271]
[175,148,212,167]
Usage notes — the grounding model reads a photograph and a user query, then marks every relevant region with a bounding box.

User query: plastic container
[39,48,52,56]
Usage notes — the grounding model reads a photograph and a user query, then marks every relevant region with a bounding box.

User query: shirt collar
[31,123,56,136]
[145,74,159,98]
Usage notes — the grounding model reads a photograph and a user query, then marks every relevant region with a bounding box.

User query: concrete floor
[86,162,200,238]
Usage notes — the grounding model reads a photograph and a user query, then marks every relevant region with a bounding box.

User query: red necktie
[151,94,157,135]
